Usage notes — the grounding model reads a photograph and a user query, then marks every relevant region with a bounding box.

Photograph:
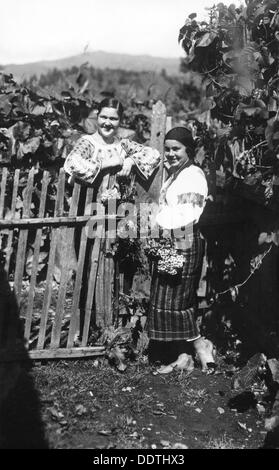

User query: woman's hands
[100,154,134,176]
[101,153,123,170]
[117,157,134,177]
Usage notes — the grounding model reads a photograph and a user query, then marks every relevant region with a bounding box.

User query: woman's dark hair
[97,98,124,120]
[164,126,196,159]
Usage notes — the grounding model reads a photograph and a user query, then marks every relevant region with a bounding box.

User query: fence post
[166,116,172,133]
[135,101,167,206]
[150,100,167,155]
[150,101,167,190]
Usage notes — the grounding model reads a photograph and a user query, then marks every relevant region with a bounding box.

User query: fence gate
[0,101,168,361]
[0,167,111,360]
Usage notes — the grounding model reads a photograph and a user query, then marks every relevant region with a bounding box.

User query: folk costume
[147,128,208,364]
[64,132,160,328]
[64,135,160,185]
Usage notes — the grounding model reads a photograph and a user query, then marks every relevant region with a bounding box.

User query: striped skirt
[147,229,204,342]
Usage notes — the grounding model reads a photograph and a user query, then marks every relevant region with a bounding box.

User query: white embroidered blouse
[63,134,160,184]
[156,164,208,230]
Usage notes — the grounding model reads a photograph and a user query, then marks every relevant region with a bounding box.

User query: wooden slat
[95,244,106,328]
[81,174,110,346]
[0,205,242,228]
[0,167,8,219]
[94,173,111,331]
[24,171,49,342]
[50,182,81,348]
[104,243,112,326]
[119,272,124,292]
[166,116,172,133]
[0,346,105,362]
[105,254,114,326]
[81,225,105,346]
[37,169,65,349]
[0,169,8,293]
[29,346,105,360]
[95,237,114,328]
[4,169,20,273]
[1,169,17,349]
[150,101,167,157]
[114,260,120,324]
[164,116,172,183]
[150,101,167,189]
[135,101,167,207]
[81,172,110,345]
[102,173,115,327]
[96,172,110,203]
[67,187,94,347]
[13,168,35,301]
[0,214,121,228]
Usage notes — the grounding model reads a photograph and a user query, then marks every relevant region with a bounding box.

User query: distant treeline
[21,64,202,120]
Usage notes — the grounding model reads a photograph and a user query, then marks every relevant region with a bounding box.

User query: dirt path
[1,356,272,449]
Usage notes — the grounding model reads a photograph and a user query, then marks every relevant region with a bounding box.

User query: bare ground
[0,352,276,450]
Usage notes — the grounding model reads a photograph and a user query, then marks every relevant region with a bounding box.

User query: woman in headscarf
[147,127,215,374]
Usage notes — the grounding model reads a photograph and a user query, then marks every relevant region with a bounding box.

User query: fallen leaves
[75,404,87,416]
[237,421,252,433]
[152,410,165,416]
[121,386,135,392]
[256,404,266,416]
[98,429,113,436]
[47,406,65,422]
[160,439,188,449]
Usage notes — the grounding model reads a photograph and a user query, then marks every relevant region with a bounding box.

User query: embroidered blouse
[63,134,160,184]
[156,164,208,230]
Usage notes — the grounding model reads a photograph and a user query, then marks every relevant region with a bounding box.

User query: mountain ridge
[3,50,181,80]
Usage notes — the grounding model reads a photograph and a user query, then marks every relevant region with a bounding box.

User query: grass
[182,388,209,407]
[206,434,241,449]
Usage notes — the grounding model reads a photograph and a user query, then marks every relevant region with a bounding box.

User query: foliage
[177,2,279,353]
[178,1,279,211]
[1,65,171,170]
[21,64,183,145]
[0,72,92,169]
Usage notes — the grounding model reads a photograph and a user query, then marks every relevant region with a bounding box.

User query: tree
[178,1,279,204]
[178,2,279,354]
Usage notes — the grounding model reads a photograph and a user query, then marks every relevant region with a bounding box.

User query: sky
[0,0,243,64]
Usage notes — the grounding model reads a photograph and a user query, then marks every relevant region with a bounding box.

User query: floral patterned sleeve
[64,137,101,184]
[120,138,160,180]
[177,192,206,207]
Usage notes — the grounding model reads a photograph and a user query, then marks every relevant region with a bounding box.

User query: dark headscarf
[164,127,195,159]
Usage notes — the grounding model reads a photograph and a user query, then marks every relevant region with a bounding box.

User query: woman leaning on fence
[63,98,160,332]
[147,127,216,374]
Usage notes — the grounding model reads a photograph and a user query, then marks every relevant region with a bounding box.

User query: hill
[2,50,180,81]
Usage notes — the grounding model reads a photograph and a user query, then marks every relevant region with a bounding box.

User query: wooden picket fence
[0,101,168,361]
